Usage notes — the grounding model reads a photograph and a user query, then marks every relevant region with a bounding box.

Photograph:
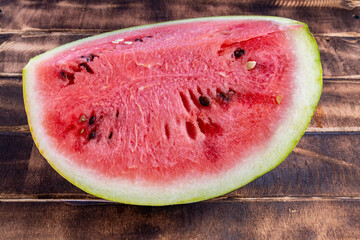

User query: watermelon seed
[124,41,133,45]
[89,116,96,125]
[60,70,66,78]
[276,95,283,104]
[60,70,74,85]
[145,36,153,38]
[112,39,124,44]
[116,109,119,118]
[135,38,143,42]
[218,92,229,102]
[81,56,91,62]
[80,129,84,134]
[108,132,113,139]
[199,96,210,107]
[81,54,97,62]
[79,115,87,122]
[185,121,197,140]
[89,130,96,140]
[234,48,245,59]
[246,61,256,70]
[79,63,94,74]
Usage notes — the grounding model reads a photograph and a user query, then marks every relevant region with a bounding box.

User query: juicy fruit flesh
[36,20,296,183]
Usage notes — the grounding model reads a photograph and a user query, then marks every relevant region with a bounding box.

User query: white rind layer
[23,16,322,206]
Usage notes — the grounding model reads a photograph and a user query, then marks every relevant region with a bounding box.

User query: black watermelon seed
[79,62,94,74]
[60,70,75,85]
[218,92,229,102]
[89,53,96,60]
[89,130,96,140]
[60,70,66,79]
[60,70,74,80]
[81,55,91,62]
[234,48,245,58]
[116,109,119,118]
[89,116,95,125]
[199,96,210,107]
[146,36,153,38]
[108,132,113,139]
[135,38,143,42]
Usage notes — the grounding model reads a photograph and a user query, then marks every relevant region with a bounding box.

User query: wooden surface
[1,1,360,239]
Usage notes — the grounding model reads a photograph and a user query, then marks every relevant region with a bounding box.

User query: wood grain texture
[1,33,360,77]
[1,133,359,199]
[0,0,359,34]
[308,80,360,132]
[0,77,27,126]
[2,78,360,131]
[0,200,359,239]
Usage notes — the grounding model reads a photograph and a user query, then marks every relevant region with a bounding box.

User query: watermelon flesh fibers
[23,17,322,205]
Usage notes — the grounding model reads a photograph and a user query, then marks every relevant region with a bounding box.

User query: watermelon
[23,16,322,206]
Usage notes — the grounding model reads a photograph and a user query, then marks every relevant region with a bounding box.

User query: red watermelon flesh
[24,17,322,205]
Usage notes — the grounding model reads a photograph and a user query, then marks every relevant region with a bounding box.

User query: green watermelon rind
[23,16,322,206]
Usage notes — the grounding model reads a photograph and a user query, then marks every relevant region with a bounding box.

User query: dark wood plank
[1,0,359,34]
[309,80,360,132]
[1,32,359,77]
[0,33,90,75]
[2,78,360,131]
[0,199,359,239]
[0,77,27,126]
[1,133,360,199]
[318,36,360,79]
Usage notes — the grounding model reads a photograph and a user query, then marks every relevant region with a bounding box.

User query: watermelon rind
[23,16,322,206]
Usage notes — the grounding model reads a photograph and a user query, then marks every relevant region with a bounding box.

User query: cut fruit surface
[23,16,322,206]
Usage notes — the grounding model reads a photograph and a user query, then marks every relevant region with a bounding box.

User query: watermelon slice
[23,16,322,206]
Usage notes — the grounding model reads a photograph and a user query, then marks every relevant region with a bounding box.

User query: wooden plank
[2,78,360,131]
[0,199,359,239]
[0,134,85,198]
[317,36,360,79]
[0,78,27,126]
[0,33,90,75]
[1,133,359,199]
[1,0,359,34]
[1,32,359,77]
[309,80,360,132]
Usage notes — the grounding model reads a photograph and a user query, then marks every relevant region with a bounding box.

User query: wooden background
[1,0,360,239]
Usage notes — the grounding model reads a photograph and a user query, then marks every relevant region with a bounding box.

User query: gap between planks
[1,29,360,37]
[0,196,359,203]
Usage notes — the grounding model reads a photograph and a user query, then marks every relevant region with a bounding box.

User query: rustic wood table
[1,1,360,239]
